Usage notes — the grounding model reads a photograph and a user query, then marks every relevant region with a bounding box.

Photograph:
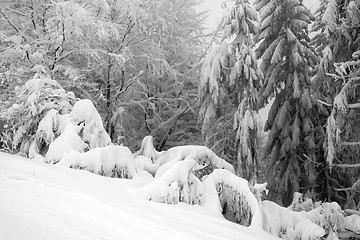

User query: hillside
[0,152,276,240]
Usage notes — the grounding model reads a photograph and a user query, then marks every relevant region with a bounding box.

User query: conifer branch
[342,141,360,146]
[333,163,360,168]
[347,103,360,108]
[312,96,333,107]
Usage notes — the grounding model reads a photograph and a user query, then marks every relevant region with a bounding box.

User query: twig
[311,96,333,107]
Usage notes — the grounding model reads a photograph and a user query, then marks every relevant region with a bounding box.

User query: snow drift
[0,152,278,240]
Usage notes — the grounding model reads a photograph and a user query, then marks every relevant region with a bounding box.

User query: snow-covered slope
[0,152,277,240]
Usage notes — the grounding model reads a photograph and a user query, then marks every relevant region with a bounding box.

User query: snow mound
[70,99,111,149]
[344,214,360,233]
[134,155,158,176]
[45,115,88,163]
[203,169,263,228]
[136,159,203,205]
[155,145,235,175]
[45,114,88,163]
[262,200,326,240]
[133,136,234,179]
[301,202,345,233]
[58,145,137,178]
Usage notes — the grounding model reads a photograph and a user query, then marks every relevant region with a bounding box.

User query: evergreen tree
[198,0,262,180]
[255,0,319,205]
[313,0,360,207]
[0,69,78,155]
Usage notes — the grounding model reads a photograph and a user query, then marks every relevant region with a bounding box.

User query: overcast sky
[201,0,320,29]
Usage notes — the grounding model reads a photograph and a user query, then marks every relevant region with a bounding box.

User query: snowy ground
[0,152,277,240]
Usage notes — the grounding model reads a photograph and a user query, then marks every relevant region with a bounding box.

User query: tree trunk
[105,60,114,141]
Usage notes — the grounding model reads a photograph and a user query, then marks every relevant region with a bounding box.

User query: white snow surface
[0,152,278,240]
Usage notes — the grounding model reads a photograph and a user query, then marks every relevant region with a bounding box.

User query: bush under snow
[135,156,262,229]
[262,200,326,239]
[154,145,235,178]
[69,99,111,149]
[58,145,137,178]
[136,159,203,205]
[45,99,111,163]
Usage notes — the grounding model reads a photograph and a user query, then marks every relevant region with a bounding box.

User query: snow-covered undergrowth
[203,169,263,228]
[262,200,325,239]
[0,152,277,240]
[136,159,203,205]
[155,145,235,174]
[262,192,360,240]
[133,139,262,229]
[58,145,136,178]
[133,135,235,178]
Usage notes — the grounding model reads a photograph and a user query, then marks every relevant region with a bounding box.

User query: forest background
[0,0,359,209]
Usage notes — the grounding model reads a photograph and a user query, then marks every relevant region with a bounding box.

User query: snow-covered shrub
[301,202,345,234]
[134,136,234,178]
[58,145,137,178]
[262,200,326,239]
[288,192,316,212]
[44,99,111,163]
[155,145,235,174]
[136,159,203,204]
[202,169,263,228]
[1,72,77,155]
[137,163,263,228]
[69,99,111,149]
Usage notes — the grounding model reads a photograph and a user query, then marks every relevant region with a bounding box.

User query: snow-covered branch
[333,163,360,168]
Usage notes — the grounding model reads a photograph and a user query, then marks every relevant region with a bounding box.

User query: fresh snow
[0,152,277,240]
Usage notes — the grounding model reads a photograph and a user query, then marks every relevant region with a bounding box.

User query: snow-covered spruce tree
[0,68,112,161]
[0,67,77,155]
[199,0,262,180]
[255,0,319,205]
[312,0,360,207]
